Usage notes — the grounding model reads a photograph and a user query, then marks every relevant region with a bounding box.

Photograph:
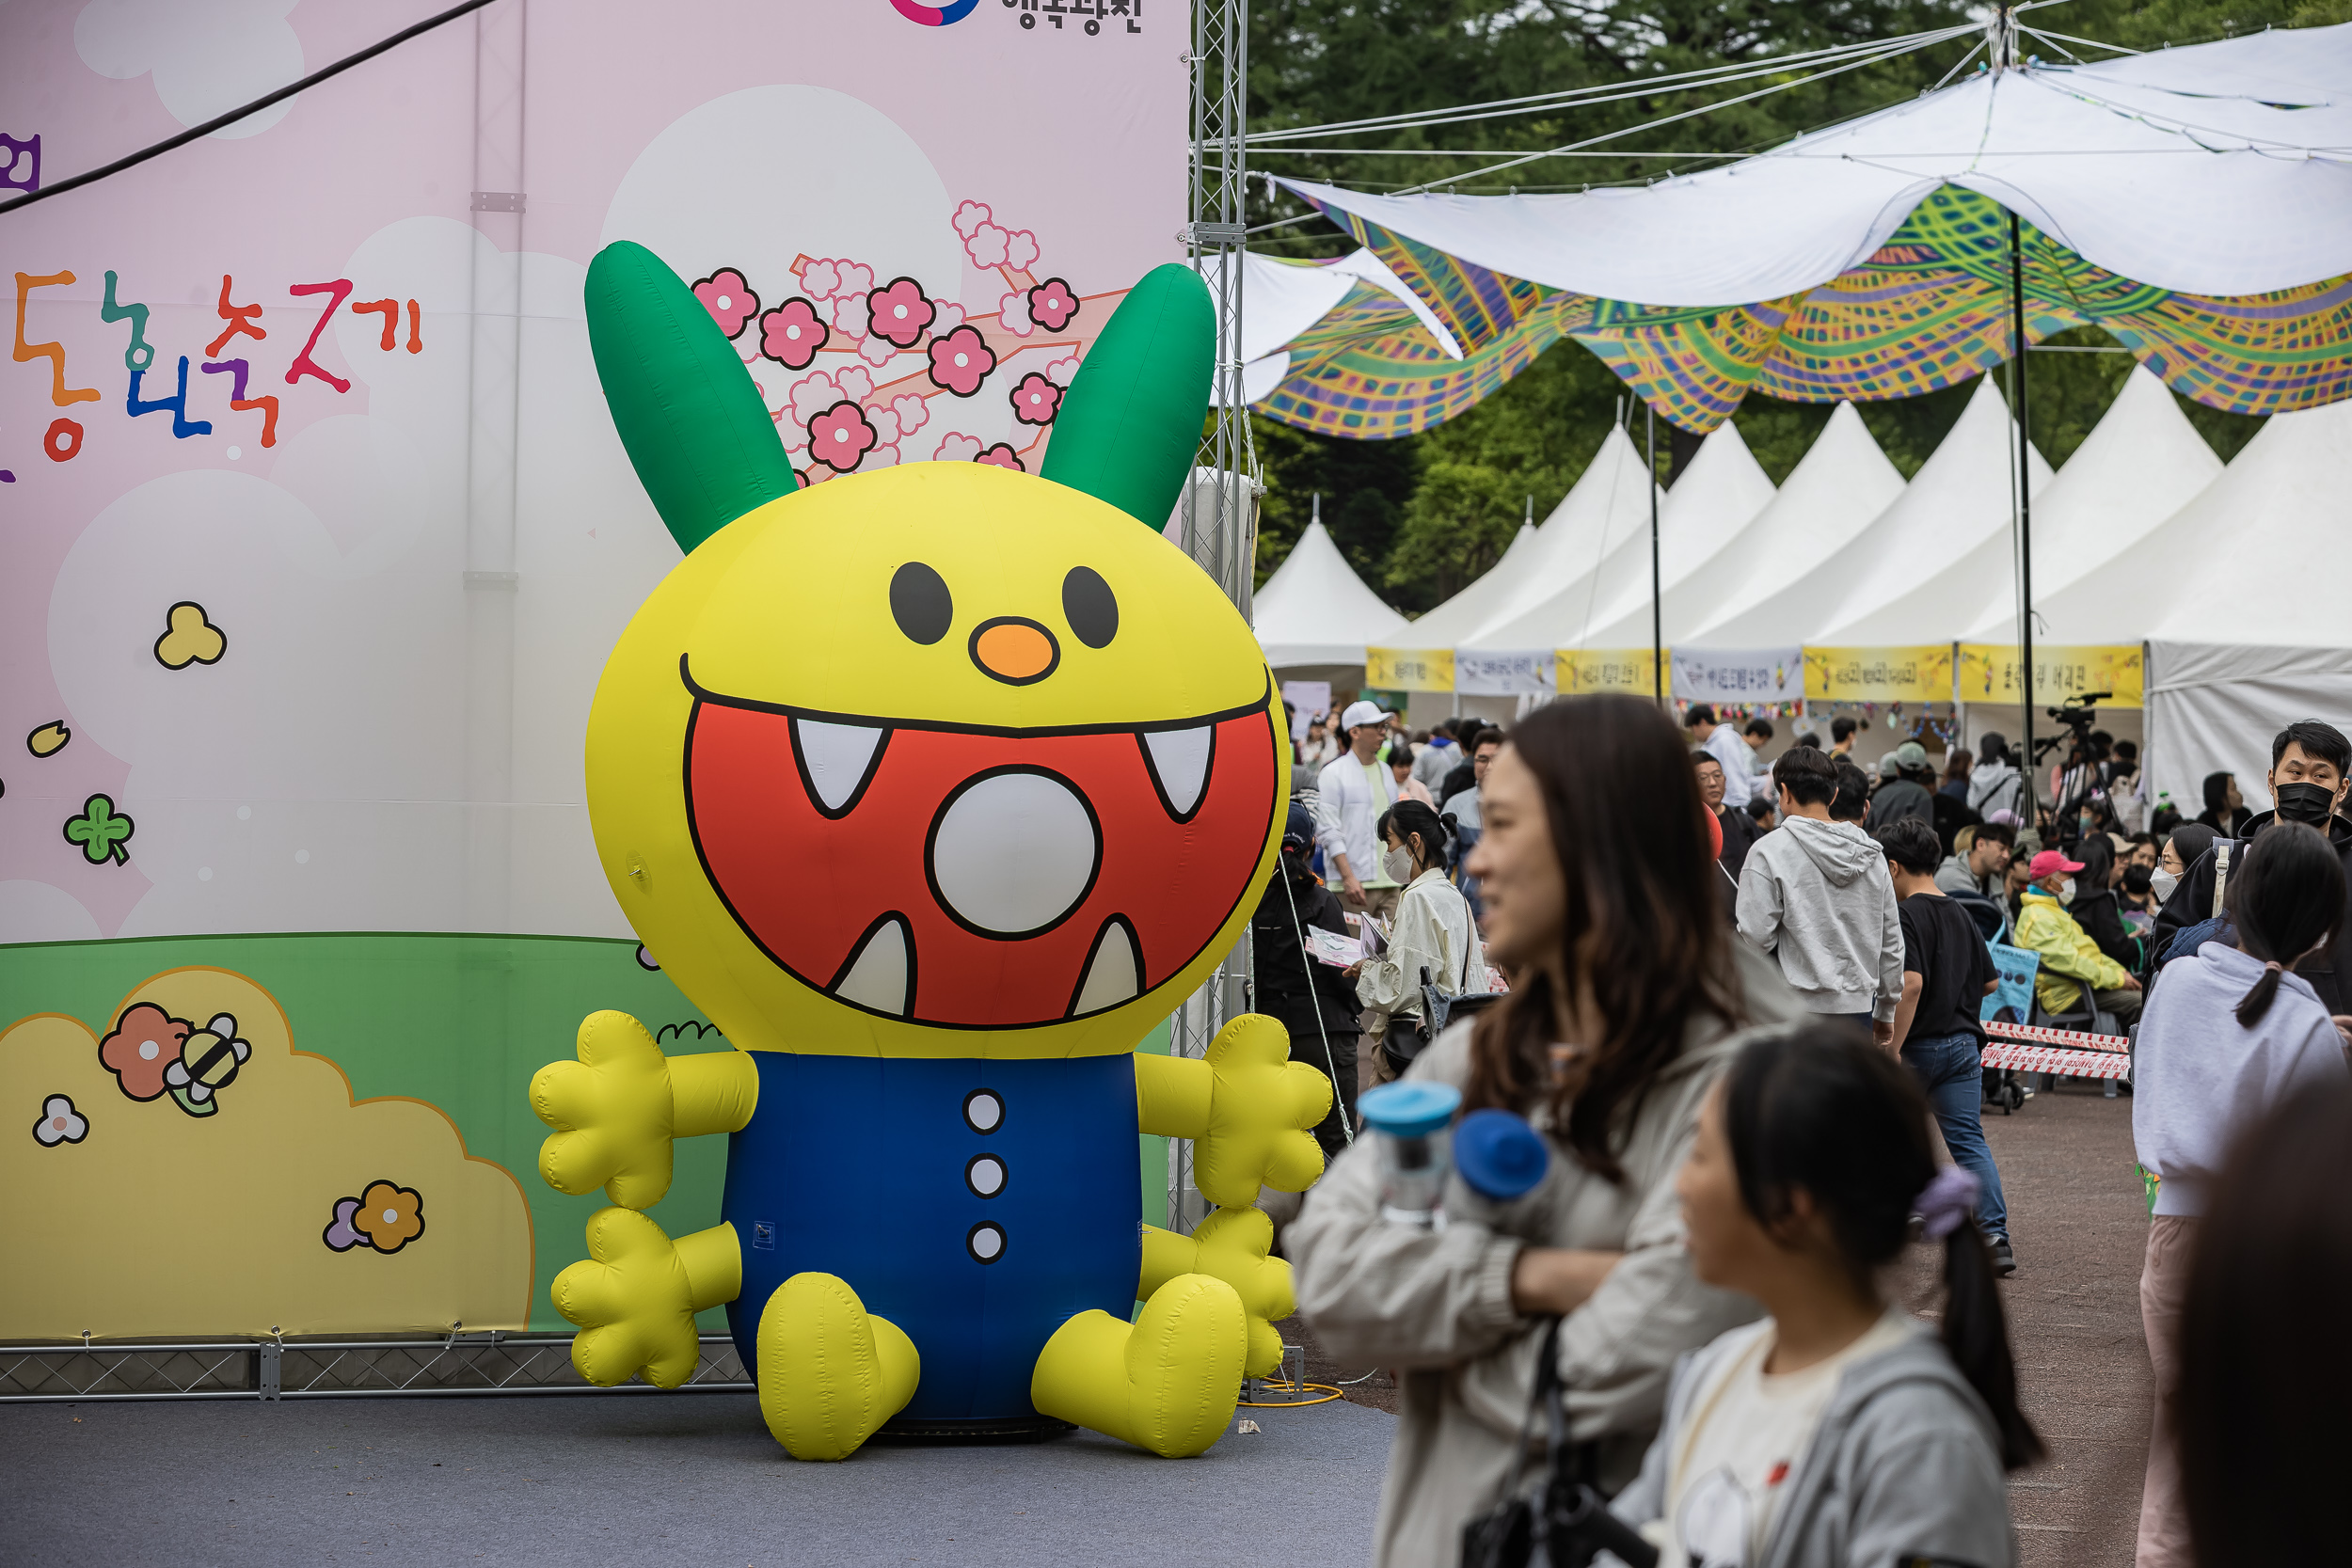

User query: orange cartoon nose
[969,617,1060,686]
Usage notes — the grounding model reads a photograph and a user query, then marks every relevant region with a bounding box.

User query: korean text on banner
[1456,649,1554,696]
[1805,645,1954,704]
[1365,647,1455,693]
[1556,647,1664,697]
[1957,645,2145,708]
[1672,646,1804,705]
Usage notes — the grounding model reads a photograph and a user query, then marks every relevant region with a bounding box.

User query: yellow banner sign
[1556,647,1667,696]
[1364,647,1455,693]
[1956,644,2144,708]
[1805,646,1954,704]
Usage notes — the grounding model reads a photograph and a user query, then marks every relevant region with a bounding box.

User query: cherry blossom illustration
[954,201,1040,271]
[1027,278,1080,331]
[691,269,760,338]
[934,433,984,463]
[928,325,996,397]
[977,443,1025,471]
[1010,372,1063,426]
[866,277,936,349]
[807,401,879,472]
[997,292,1036,339]
[758,298,830,369]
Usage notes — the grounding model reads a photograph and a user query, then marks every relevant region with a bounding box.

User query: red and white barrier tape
[1980,1043,2132,1080]
[1984,1020,2130,1054]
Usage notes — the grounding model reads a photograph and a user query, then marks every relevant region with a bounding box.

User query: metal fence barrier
[0,1333,749,1403]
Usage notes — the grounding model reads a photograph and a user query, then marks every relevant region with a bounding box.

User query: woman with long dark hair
[2131,821,2349,1568]
[1611,1025,2034,1566]
[1289,695,1804,1567]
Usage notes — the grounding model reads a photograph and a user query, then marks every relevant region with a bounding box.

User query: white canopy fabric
[1391,521,1539,649]
[1439,424,1662,646]
[2148,642,2352,820]
[1588,402,1902,649]
[1218,248,1463,370]
[1780,377,2051,645]
[2026,397,2352,646]
[1279,24,2352,306]
[1250,518,1409,667]
[1947,366,2222,643]
[1467,420,1775,650]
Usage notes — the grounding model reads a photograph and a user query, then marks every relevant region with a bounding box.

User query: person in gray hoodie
[1737,747,1904,1045]
[1609,1026,2037,1568]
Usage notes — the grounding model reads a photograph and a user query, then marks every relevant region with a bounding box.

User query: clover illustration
[64,794,134,865]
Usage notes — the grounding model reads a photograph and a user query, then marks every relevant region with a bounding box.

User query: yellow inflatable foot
[1029,1273,1247,1458]
[755,1273,920,1462]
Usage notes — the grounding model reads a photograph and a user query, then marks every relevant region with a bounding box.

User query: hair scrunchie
[1915,1164,1981,1241]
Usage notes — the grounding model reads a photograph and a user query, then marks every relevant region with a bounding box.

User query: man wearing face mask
[2015,848,2144,1027]
[2154,721,2352,1013]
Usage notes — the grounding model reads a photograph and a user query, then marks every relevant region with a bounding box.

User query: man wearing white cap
[1315,699,1403,920]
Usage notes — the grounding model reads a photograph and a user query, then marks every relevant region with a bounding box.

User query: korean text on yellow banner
[1955,645,2144,707]
[1364,647,1454,693]
[1804,646,1955,704]
[1556,648,1666,696]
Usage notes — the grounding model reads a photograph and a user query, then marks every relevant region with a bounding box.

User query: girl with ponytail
[2129,818,2348,1568]
[1611,1025,2033,1568]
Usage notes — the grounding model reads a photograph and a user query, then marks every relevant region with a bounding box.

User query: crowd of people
[1260,691,2352,1568]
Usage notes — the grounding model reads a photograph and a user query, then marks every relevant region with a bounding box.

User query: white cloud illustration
[76,0,304,140]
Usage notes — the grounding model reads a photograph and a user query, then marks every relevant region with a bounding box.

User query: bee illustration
[165,1013,251,1117]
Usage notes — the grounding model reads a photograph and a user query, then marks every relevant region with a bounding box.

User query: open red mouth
[681,657,1280,1030]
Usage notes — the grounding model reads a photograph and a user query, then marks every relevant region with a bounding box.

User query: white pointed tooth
[1141,725,1214,817]
[1071,921,1141,1017]
[794,718,886,814]
[834,916,913,1016]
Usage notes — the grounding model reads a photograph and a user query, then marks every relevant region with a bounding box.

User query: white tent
[1589,402,1901,649]
[1942,366,2223,643]
[1779,377,2051,646]
[1441,423,1661,646]
[1279,25,2352,309]
[1466,420,1775,650]
[1250,518,1408,667]
[1396,521,1538,649]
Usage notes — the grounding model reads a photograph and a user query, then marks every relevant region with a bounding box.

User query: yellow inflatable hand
[550,1209,740,1389]
[1136,1014,1329,1208]
[1141,1205,1296,1377]
[531,1010,757,1209]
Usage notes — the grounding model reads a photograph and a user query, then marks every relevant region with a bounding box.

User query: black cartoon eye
[1062,566,1118,649]
[890,562,953,645]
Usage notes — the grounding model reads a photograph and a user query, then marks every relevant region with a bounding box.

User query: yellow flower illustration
[350,1180,425,1255]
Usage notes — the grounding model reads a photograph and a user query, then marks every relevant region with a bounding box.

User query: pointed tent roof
[1655,403,1905,647]
[1251,518,1410,667]
[1745,376,2051,647]
[1950,367,2222,642]
[1446,423,1661,646]
[1393,521,1540,649]
[1469,420,1775,650]
[2022,397,2352,646]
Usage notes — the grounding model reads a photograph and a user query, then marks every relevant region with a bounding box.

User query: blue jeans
[1901,1030,2010,1242]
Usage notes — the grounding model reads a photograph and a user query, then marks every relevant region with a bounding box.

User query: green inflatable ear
[585,241,800,555]
[1039,262,1215,530]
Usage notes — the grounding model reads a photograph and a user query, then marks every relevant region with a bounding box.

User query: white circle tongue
[929,769,1100,936]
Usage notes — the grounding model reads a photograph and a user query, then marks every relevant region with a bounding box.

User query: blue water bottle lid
[1454,1108,1550,1200]
[1359,1080,1461,1139]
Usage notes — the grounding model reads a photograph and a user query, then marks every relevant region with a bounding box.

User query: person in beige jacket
[1289,695,1804,1568]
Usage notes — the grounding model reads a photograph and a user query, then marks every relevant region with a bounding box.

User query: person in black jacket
[2156,721,2352,1012]
[1249,804,1364,1156]
[2068,834,2144,977]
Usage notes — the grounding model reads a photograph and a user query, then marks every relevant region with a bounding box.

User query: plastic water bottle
[1359,1081,1461,1228]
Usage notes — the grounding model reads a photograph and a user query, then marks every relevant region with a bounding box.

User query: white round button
[927,768,1101,937]
[962,1089,1003,1134]
[966,1154,1007,1198]
[966,1222,1006,1264]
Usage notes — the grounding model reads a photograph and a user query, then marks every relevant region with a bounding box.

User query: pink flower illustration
[758,299,830,369]
[866,277,936,348]
[928,325,996,397]
[1009,372,1062,426]
[934,432,983,462]
[1026,278,1079,331]
[99,1002,189,1101]
[807,401,879,471]
[976,443,1025,471]
[691,270,760,338]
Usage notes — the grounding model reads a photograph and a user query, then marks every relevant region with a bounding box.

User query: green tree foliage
[1246,0,2315,602]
